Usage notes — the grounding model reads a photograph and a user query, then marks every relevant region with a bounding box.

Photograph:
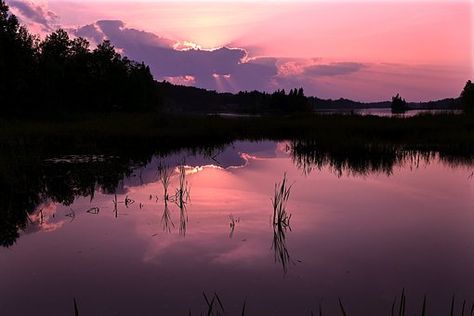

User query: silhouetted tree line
[0,1,159,115]
[1,1,310,116]
[156,81,311,114]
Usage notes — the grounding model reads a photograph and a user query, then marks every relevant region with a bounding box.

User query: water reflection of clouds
[135,163,273,265]
[7,141,474,315]
[22,202,66,234]
[122,141,279,188]
[211,242,267,265]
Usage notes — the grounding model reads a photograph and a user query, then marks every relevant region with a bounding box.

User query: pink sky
[8,0,473,101]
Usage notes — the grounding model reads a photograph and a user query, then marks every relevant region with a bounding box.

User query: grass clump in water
[272,173,292,229]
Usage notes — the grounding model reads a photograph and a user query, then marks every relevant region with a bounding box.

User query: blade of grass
[73,297,79,316]
[421,295,427,316]
[241,299,246,316]
[214,292,225,312]
[399,289,405,316]
[338,298,347,316]
[391,296,396,316]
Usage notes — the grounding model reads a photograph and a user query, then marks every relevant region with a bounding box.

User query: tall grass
[272,225,291,274]
[161,200,174,233]
[112,194,118,218]
[271,173,293,273]
[272,173,292,228]
[158,164,172,201]
[73,297,79,316]
[174,165,190,209]
[179,203,188,236]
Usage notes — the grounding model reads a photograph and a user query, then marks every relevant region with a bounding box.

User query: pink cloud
[6,0,58,33]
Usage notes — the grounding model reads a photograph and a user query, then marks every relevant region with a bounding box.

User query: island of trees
[461,80,474,115]
[391,93,407,114]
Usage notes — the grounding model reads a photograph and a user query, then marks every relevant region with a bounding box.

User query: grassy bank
[0,112,473,156]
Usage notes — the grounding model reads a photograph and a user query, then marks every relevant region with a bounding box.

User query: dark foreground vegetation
[69,290,474,316]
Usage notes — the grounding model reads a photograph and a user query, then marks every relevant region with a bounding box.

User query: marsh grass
[229,214,240,238]
[272,173,292,229]
[179,204,188,236]
[451,295,455,316]
[157,164,190,235]
[422,295,427,316]
[338,298,347,316]
[112,194,118,218]
[124,195,135,207]
[73,297,79,316]
[271,173,293,273]
[161,200,174,233]
[202,292,225,316]
[174,165,191,209]
[86,207,99,215]
[272,225,291,273]
[194,292,247,316]
[67,292,474,315]
[158,163,172,201]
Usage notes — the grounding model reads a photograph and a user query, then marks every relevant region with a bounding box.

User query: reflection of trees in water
[290,140,473,177]
[0,139,472,247]
[0,143,153,247]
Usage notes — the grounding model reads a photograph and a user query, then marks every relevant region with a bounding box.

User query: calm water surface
[315,108,461,117]
[1,141,473,315]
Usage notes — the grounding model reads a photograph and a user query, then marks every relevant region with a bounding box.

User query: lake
[0,141,473,315]
[314,108,462,117]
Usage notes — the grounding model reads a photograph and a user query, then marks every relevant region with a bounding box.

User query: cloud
[6,0,58,32]
[303,62,367,77]
[73,21,375,97]
[74,20,278,92]
[75,23,105,45]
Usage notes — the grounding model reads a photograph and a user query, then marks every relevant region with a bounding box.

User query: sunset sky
[7,0,473,101]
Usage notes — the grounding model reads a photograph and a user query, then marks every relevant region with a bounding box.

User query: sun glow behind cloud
[10,0,474,100]
[48,1,472,64]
